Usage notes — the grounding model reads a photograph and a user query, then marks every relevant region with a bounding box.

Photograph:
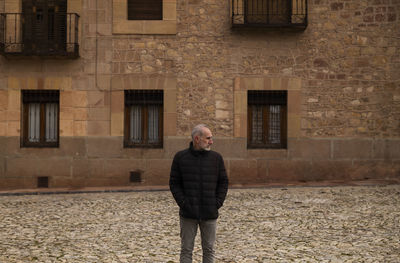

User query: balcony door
[245,0,290,25]
[22,0,67,55]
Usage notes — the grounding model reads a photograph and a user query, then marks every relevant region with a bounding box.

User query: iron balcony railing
[0,13,79,57]
[232,0,307,29]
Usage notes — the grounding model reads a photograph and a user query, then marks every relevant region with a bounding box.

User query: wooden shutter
[22,0,34,52]
[52,0,67,52]
[245,0,290,24]
[32,0,47,54]
[128,0,162,20]
[22,0,67,54]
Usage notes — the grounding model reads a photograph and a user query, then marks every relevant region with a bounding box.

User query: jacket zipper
[199,155,203,220]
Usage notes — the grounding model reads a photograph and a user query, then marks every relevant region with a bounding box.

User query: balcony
[0,13,79,58]
[232,0,307,30]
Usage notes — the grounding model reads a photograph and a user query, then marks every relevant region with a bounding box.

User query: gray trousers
[179,216,217,263]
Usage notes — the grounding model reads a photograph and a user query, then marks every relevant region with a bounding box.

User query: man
[169,124,229,263]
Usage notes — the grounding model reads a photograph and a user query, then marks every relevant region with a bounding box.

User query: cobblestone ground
[0,185,399,263]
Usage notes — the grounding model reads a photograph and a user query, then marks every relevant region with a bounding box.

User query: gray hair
[191,124,208,140]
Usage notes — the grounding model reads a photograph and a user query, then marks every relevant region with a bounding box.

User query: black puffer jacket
[169,142,229,220]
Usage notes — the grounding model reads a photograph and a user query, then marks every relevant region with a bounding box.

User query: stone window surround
[113,0,177,35]
[4,0,81,13]
[5,77,73,138]
[111,75,177,138]
[234,76,301,148]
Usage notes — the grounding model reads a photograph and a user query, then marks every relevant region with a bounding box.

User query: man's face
[195,128,213,151]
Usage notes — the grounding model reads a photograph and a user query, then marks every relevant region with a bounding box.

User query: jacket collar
[189,141,209,156]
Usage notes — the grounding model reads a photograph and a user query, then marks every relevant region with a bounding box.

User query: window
[248,90,287,149]
[128,0,162,20]
[124,90,163,148]
[22,90,59,147]
[113,0,176,34]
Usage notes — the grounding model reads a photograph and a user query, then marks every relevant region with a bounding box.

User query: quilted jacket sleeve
[216,154,229,209]
[169,152,185,208]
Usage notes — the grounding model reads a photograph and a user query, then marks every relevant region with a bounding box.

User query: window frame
[247,90,287,149]
[124,90,164,148]
[21,90,60,148]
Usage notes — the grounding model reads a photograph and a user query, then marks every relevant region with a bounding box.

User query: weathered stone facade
[0,0,399,190]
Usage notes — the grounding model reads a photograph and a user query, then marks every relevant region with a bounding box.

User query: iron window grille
[232,0,307,29]
[128,0,163,20]
[248,90,287,149]
[124,90,163,148]
[21,90,59,148]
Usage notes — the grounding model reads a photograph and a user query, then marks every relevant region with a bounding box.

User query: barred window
[22,90,59,147]
[127,0,162,20]
[248,90,287,149]
[124,90,163,148]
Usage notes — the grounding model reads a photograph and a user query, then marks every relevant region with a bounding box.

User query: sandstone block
[144,159,172,185]
[247,149,288,159]
[87,121,110,136]
[308,161,352,181]
[212,137,246,158]
[267,160,312,182]
[7,121,20,136]
[59,137,87,157]
[228,159,259,185]
[6,158,39,177]
[0,91,7,110]
[73,121,88,136]
[288,138,331,160]
[0,123,6,137]
[333,139,373,159]
[88,107,110,121]
[164,112,177,136]
[104,159,146,180]
[351,161,399,180]
[373,139,400,160]
[60,120,74,136]
[87,137,123,158]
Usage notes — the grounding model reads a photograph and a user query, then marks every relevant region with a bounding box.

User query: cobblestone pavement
[0,185,399,263]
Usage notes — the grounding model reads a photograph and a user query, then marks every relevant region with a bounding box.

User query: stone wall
[0,0,399,190]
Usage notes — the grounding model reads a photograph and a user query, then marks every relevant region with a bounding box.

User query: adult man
[169,124,229,263]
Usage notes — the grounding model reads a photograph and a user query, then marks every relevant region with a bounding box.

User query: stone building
[0,0,399,190]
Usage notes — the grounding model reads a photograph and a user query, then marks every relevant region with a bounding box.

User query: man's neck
[193,145,202,151]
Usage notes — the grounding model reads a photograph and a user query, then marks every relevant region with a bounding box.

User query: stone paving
[0,185,399,263]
